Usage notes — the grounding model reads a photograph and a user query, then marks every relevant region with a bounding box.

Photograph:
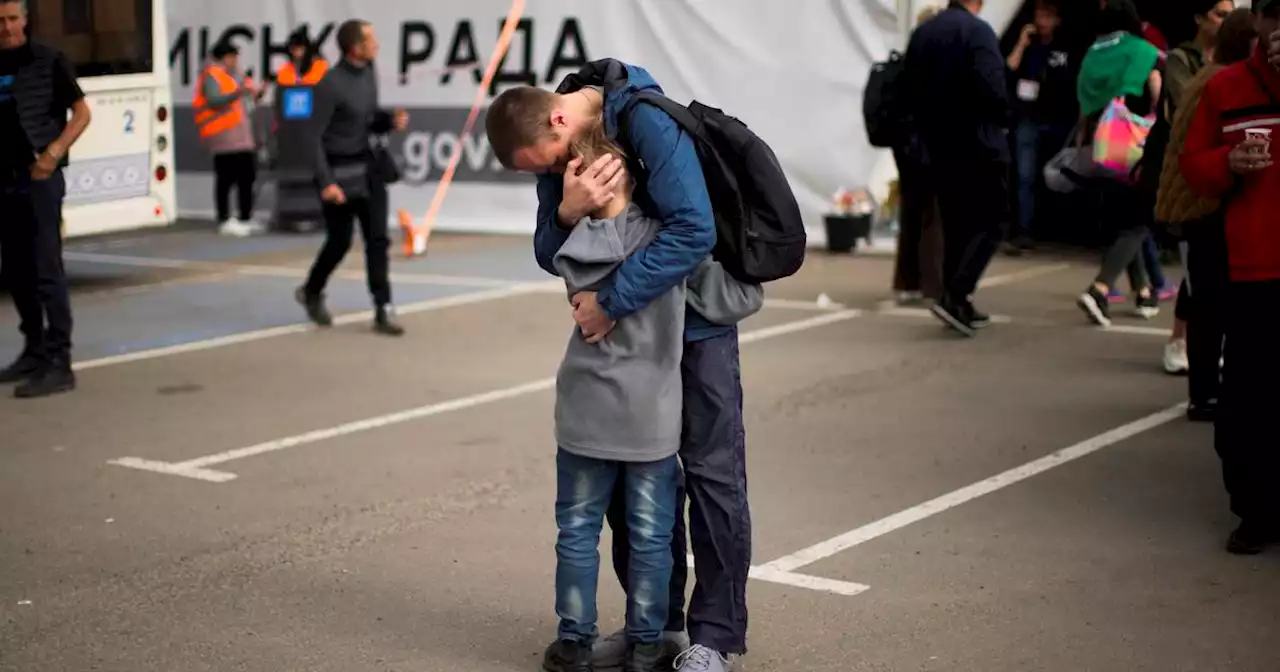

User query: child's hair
[569,119,628,175]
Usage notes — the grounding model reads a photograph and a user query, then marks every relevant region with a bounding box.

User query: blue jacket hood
[554,58,664,140]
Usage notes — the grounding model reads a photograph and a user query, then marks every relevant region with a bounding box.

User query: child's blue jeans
[555,448,678,645]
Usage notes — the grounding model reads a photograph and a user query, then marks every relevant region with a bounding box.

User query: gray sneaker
[593,630,690,669]
[673,645,730,672]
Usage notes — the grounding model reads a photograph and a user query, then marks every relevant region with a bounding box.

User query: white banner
[167,0,1020,238]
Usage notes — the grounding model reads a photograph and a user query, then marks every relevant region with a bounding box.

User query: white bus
[28,0,177,238]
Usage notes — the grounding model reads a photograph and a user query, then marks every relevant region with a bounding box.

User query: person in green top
[1074,0,1166,329]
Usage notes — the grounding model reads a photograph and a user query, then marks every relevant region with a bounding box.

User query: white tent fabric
[167,0,1024,240]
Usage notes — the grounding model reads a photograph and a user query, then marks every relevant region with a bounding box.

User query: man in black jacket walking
[0,0,92,398]
[904,0,1013,336]
[297,19,408,336]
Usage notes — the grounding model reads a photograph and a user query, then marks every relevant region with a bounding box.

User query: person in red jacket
[1179,0,1280,556]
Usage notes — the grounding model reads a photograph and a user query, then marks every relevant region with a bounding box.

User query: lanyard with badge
[1017,45,1046,103]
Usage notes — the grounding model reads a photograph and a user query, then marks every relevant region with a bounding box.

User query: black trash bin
[824,213,872,253]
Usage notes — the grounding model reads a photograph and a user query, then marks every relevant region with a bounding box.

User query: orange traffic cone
[398,210,435,257]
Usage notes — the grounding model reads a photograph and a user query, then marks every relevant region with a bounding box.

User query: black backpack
[864,51,908,149]
[621,91,807,284]
[558,59,806,284]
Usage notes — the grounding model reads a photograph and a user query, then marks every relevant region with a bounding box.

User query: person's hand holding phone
[1018,24,1037,48]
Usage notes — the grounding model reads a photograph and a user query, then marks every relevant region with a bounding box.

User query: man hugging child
[542,122,762,672]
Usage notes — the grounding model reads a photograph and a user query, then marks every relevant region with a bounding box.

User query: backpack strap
[619,90,701,137]
[614,91,703,201]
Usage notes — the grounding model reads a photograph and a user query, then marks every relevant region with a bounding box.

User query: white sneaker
[1163,339,1189,375]
[674,644,731,672]
[218,219,253,237]
[237,218,267,235]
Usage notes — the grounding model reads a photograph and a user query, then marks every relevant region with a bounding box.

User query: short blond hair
[916,5,942,26]
[569,119,627,173]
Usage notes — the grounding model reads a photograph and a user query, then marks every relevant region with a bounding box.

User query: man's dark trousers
[0,169,73,366]
[607,328,750,654]
[1184,218,1228,406]
[303,177,392,306]
[1215,279,1280,528]
[932,160,1010,304]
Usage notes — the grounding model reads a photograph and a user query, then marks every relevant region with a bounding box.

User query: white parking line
[1102,324,1173,337]
[684,554,870,597]
[977,263,1073,288]
[107,310,864,483]
[876,303,1018,324]
[759,403,1187,574]
[873,303,1172,335]
[75,280,560,372]
[64,251,517,288]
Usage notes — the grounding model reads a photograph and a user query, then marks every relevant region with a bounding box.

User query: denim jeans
[1141,235,1168,290]
[1014,121,1070,240]
[555,448,678,646]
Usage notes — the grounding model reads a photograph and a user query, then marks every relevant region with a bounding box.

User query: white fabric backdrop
[167,0,1024,240]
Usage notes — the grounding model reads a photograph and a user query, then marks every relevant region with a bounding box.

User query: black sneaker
[374,305,405,337]
[14,364,76,399]
[1077,286,1112,327]
[1186,400,1217,423]
[625,642,665,672]
[930,296,976,337]
[1226,521,1278,555]
[1134,292,1160,320]
[0,354,42,384]
[968,304,991,329]
[544,639,594,672]
[295,287,333,327]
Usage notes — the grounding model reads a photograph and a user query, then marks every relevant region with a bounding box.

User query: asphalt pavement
[0,228,1275,672]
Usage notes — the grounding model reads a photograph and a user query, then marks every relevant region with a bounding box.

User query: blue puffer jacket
[532,59,728,343]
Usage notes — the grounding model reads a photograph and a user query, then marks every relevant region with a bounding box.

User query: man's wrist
[596,288,619,321]
[556,205,581,230]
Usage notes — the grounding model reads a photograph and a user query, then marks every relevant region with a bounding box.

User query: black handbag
[370,135,402,185]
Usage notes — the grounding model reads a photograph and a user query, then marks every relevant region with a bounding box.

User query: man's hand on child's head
[558,155,625,226]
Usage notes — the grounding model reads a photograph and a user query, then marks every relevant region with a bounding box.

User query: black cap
[210,41,238,59]
[1257,0,1277,14]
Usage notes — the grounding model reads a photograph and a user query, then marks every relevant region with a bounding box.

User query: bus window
[26,0,154,77]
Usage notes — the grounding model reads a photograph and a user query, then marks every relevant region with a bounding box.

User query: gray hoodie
[552,203,763,463]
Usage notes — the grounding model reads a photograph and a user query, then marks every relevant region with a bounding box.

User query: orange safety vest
[192,64,245,139]
[277,58,329,86]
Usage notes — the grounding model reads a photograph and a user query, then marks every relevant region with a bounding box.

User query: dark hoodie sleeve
[971,21,1012,125]
[533,174,570,276]
[310,76,338,188]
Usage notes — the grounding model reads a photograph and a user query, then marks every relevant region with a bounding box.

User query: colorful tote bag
[1092,97,1156,181]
